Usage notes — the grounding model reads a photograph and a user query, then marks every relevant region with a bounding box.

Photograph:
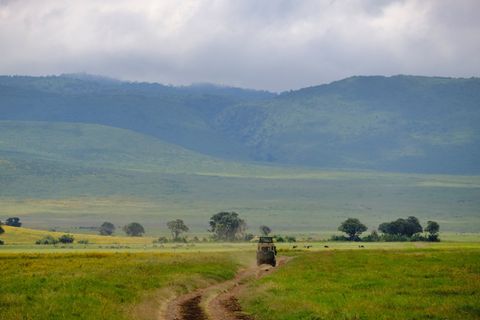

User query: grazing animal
[324,245,329,248]
[292,245,298,249]
[304,245,312,249]
[359,245,365,248]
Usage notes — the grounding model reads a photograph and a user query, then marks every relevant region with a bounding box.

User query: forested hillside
[217,76,480,173]
[1,74,479,173]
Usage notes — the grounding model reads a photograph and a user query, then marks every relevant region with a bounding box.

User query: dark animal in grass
[292,245,298,249]
[304,245,312,249]
[324,245,329,248]
[359,245,365,248]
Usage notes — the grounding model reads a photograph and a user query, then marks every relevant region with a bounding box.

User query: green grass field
[2,169,479,235]
[241,247,480,320]
[1,244,479,319]
[1,121,480,235]
[0,252,241,320]
[1,227,479,319]
[1,119,479,318]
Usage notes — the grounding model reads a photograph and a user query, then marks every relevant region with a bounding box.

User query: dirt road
[161,256,290,320]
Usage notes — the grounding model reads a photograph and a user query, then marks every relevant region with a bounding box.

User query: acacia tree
[99,221,115,236]
[209,212,246,241]
[379,216,423,237]
[425,221,439,235]
[425,221,440,241]
[123,222,145,237]
[166,219,189,241]
[404,216,423,237]
[259,225,272,236]
[338,218,367,241]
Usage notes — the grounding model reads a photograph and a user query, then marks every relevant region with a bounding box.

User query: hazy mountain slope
[215,76,480,173]
[1,74,479,173]
[0,121,280,175]
[0,75,274,160]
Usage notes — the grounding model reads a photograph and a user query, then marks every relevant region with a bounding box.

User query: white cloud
[0,0,479,91]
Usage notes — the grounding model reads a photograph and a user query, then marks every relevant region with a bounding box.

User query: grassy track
[0,252,240,320]
[241,247,480,320]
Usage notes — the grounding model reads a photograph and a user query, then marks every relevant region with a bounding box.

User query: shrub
[285,236,297,243]
[273,235,285,242]
[410,234,428,242]
[329,235,348,241]
[362,230,381,242]
[36,235,59,245]
[77,239,89,244]
[58,234,75,244]
[155,236,169,243]
[0,239,4,245]
[381,234,410,242]
[176,237,188,243]
[243,233,255,241]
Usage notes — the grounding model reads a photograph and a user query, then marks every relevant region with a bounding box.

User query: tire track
[162,257,290,320]
[179,295,207,320]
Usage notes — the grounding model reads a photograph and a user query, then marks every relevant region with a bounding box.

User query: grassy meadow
[0,251,241,320]
[0,226,155,245]
[2,225,479,252]
[1,241,479,319]
[1,121,480,235]
[2,169,480,235]
[241,247,480,320]
[1,226,480,319]
[1,121,479,319]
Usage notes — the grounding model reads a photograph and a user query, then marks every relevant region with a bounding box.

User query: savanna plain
[1,226,480,320]
[1,75,480,319]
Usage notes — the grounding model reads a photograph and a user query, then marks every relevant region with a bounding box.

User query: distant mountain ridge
[1,74,479,174]
[217,75,480,173]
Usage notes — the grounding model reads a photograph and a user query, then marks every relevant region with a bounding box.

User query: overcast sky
[0,0,479,91]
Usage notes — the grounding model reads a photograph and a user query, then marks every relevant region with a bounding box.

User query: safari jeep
[256,236,277,266]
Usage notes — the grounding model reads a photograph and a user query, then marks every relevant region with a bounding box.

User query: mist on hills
[1,74,479,174]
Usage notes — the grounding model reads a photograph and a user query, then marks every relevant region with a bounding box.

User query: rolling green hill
[0,74,273,160]
[0,120,265,174]
[1,74,479,173]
